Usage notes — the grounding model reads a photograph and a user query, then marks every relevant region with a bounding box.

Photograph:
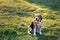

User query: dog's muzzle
[35,17,39,21]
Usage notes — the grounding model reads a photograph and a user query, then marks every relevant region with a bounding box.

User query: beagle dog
[28,14,42,36]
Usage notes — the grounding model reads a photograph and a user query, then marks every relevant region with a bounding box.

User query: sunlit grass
[0,0,60,40]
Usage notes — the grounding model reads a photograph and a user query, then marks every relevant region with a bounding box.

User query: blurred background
[0,0,60,40]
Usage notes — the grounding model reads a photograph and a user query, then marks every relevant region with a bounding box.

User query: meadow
[0,0,60,40]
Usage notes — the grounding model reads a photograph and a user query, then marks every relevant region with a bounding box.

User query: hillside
[0,0,60,40]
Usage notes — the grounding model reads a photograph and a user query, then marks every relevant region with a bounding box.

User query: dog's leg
[33,27,36,36]
[39,27,42,34]
[39,23,42,35]
[36,26,39,33]
[28,26,31,34]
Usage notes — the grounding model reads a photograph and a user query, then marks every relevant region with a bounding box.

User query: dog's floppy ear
[39,15,42,21]
[34,14,36,18]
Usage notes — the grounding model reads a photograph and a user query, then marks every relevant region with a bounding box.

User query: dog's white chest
[35,21,41,27]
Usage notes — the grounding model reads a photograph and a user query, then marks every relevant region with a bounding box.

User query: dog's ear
[34,14,36,18]
[39,15,42,21]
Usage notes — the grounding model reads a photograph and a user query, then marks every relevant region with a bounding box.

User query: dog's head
[34,14,42,21]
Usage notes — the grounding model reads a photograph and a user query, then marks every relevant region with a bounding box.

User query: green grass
[0,0,60,40]
[26,0,60,10]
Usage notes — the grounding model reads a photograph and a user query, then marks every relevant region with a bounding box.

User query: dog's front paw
[40,32,42,35]
[33,33,36,36]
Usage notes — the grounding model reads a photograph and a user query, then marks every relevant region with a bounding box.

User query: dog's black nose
[36,18,37,20]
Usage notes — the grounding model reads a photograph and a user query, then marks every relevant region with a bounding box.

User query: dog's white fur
[28,14,42,36]
[33,19,42,36]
